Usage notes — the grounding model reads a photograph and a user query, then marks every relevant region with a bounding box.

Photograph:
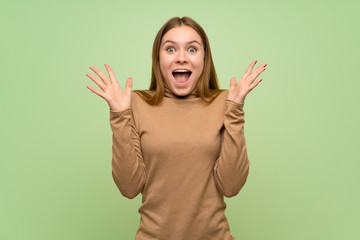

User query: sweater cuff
[110,107,132,119]
[110,107,132,114]
[225,100,245,119]
[225,99,244,108]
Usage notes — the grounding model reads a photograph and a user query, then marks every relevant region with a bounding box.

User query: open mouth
[172,70,192,83]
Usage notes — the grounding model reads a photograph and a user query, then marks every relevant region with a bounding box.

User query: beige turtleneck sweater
[109,86,250,240]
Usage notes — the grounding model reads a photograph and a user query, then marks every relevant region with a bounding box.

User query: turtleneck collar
[163,83,199,99]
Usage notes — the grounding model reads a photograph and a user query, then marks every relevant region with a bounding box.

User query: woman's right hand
[86,64,132,112]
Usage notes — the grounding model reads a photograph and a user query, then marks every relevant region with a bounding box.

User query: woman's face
[159,25,204,96]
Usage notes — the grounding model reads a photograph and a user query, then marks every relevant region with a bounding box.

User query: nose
[176,49,188,64]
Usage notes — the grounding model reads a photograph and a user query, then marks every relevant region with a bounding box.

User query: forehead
[161,26,203,45]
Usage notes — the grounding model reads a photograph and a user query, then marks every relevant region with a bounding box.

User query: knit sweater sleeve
[109,107,146,199]
[213,100,250,198]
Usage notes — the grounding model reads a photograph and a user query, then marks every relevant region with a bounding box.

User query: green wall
[1,0,359,239]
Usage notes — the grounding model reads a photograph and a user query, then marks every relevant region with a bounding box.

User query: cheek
[159,54,164,67]
[159,57,167,74]
[159,55,171,70]
[194,55,205,71]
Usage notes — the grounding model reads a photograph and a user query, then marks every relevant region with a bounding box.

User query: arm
[215,59,267,197]
[86,63,143,199]
[213,100,250,198]
[110,107,146,199]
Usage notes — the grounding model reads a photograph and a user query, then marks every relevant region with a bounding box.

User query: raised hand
[227,60,267,104]
[86,64,132,112]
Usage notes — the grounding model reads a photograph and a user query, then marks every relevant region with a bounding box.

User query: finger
[240,60,257,81]
[247,66,266,84]
[229,77,236,90]
[86,85,108,101]
[86,73,107,91]
[104,64,117,84]
[89,66,110,85]
[125,77,132,94]
[249,78,263,90]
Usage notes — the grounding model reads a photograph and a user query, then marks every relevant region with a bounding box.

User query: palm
[105,80,131,109]
[86,64,132,111]
[227,60,267,103]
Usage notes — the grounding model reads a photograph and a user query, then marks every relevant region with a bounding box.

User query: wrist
[227,96,245,104]
[108,100,131,112]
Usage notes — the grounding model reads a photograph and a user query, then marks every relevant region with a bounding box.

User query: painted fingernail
[264,64,267,67]
[255,60,257,64]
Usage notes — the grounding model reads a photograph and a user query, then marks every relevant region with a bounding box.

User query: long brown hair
[134,16,223,104]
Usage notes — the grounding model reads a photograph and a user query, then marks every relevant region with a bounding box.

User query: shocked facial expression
[159,25,205,96]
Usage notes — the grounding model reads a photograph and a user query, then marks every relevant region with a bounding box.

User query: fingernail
[255,60,257,64]
[264,64,267,67]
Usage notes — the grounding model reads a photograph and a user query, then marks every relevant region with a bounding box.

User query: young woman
[86,16,267,240]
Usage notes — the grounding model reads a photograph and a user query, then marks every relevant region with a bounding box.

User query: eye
[166,46,175,53]
[189,47,197,53]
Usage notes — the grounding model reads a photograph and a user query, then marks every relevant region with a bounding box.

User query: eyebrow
[161,40,202,47]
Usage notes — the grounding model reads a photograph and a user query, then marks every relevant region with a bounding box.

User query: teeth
[173,69,191,73]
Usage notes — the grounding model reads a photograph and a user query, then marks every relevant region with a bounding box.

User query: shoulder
[129,90,155,127]
[219,89,229,98]
[130,90,157,119]
[211,89,229,103]
[203,90,229,115]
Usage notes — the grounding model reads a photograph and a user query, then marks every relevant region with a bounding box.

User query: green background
[1,0,359,239]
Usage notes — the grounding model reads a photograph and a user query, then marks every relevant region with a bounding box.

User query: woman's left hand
[227,60,267,104]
